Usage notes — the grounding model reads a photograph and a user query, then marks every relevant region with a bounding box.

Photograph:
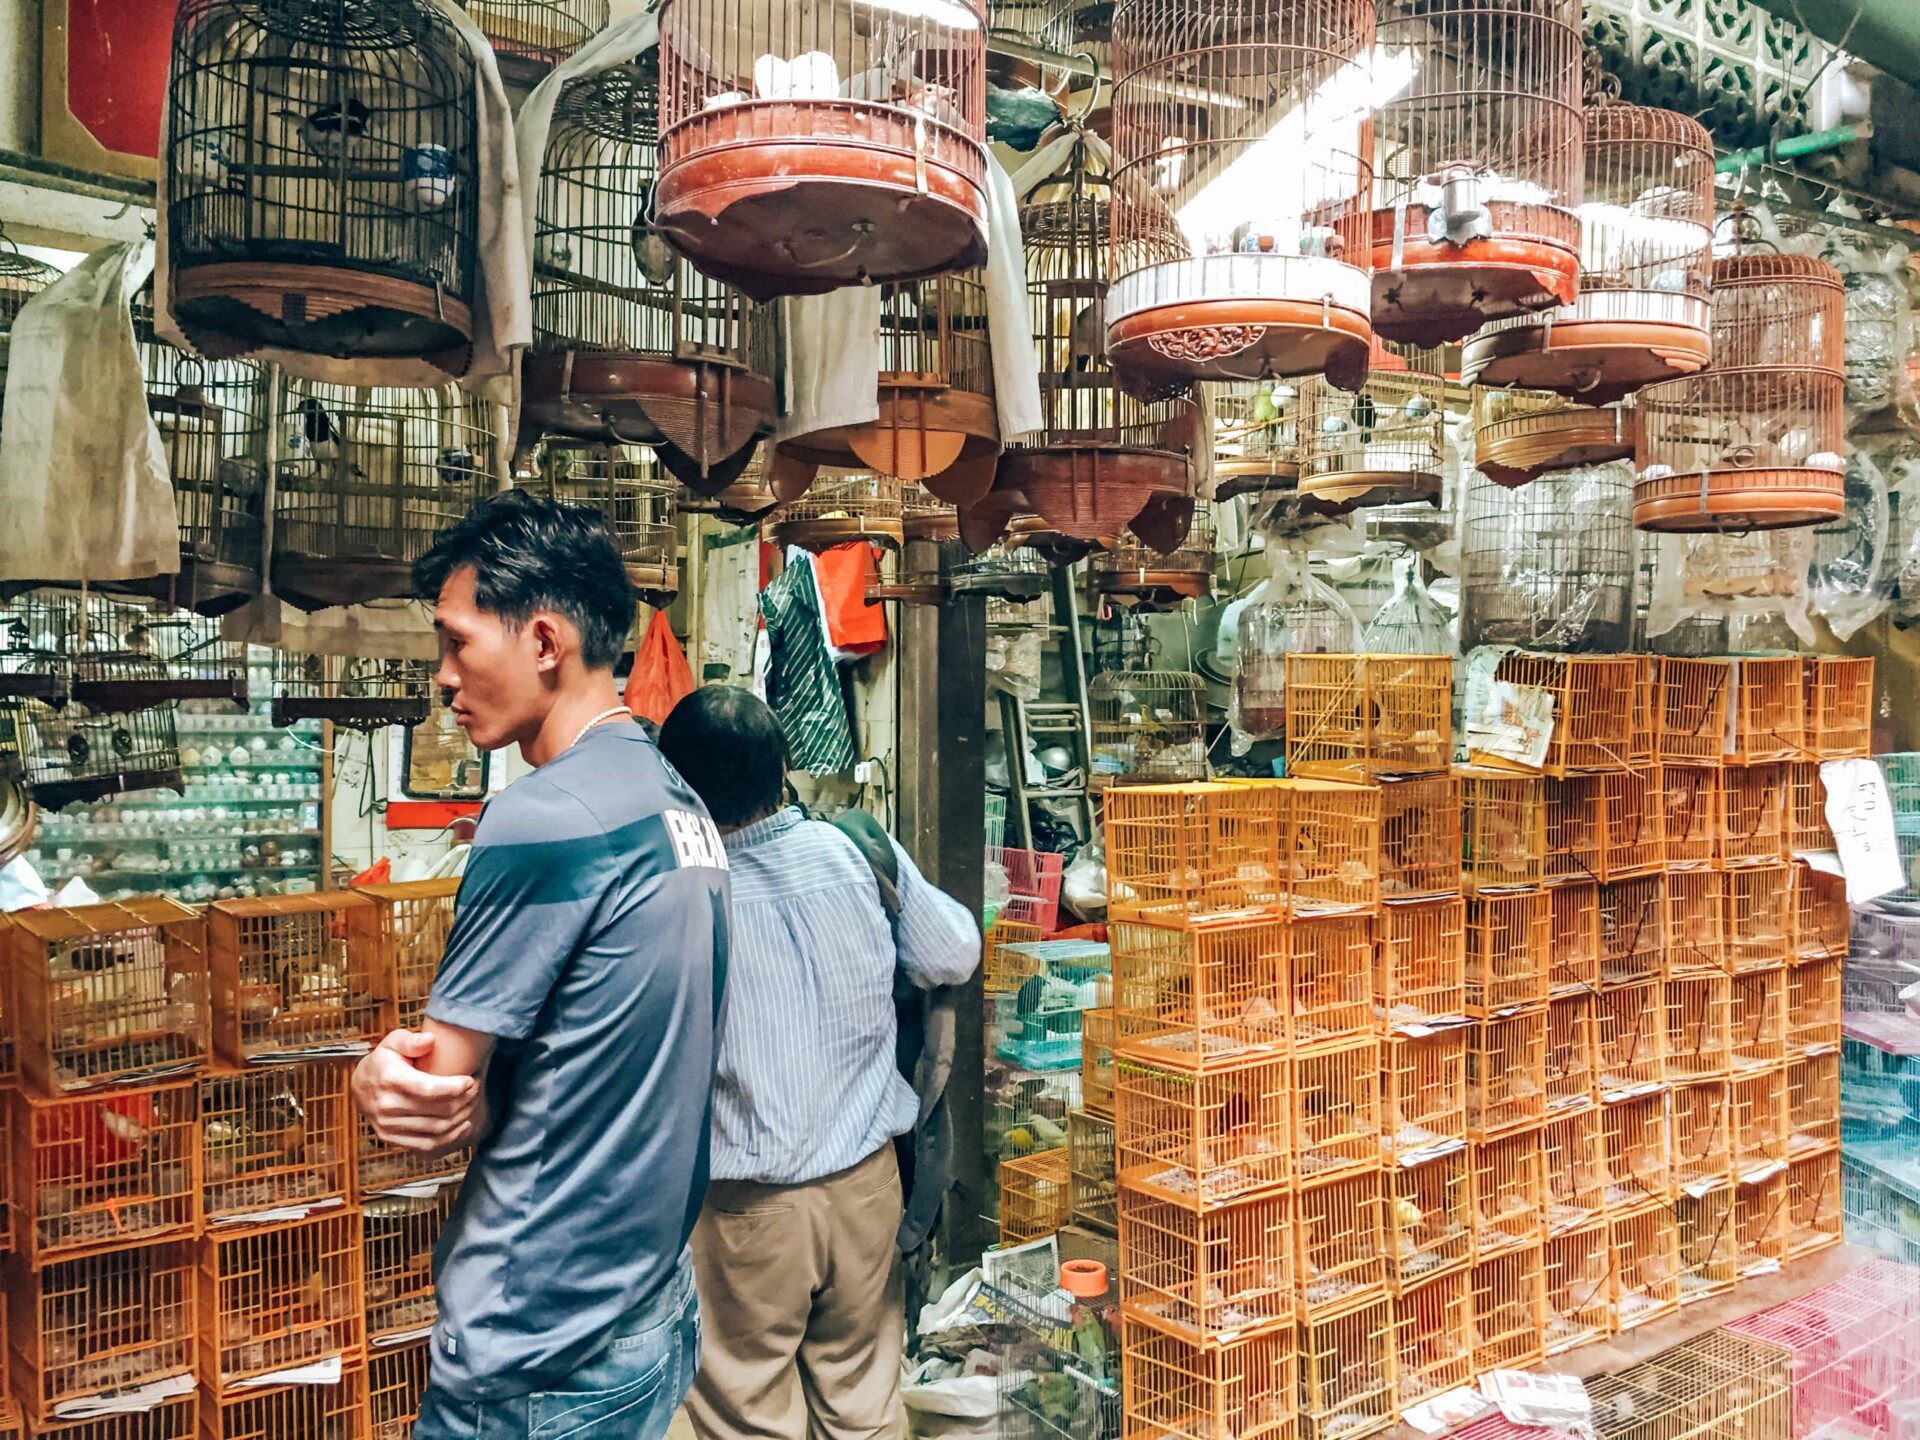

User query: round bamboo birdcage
[1370,0,1585,347]
[946,538,1051,599]
[516,441,680,603]
[773,270,1001,508]
[998,134,1200,543]
[1089,506,1215,607]
[1105,0,1376,394]
[677,449,778,524]
[1473,386,1635,489]
[1298,342,1446,511]
[1089,666,1208,786]
[1463,95,1713,401]
[769,473,906,551]
[464,0,606,70]
[1212,381,1301,500]
[1634,251,1847,532]
[114,299,271,616]
[523,58,778,495]
[653,0,990,299]
[272,376,500,610]
[866,490,960,603]
[167,0,483,370]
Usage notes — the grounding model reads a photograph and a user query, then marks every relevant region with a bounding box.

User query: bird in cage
[629,184,678,287]
[181,132,236,192]
[276,96,372,162]
[438,446,476,488]
[295,397,343,464]
[1068,298,1104,372]
[533,229,574,275]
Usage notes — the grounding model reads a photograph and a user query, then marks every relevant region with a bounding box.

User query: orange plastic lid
[1061,1259,1109,1298]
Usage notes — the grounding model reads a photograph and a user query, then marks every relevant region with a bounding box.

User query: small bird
[630,184,677,287]
[278,97,370,161]
[182,133,234,191]
[1402,391,1436,421]
[438,447,475,487]
[296,397,341,464]
[1068,298,1104,372]
[1353,390,1378,440]
[533,231,573,275]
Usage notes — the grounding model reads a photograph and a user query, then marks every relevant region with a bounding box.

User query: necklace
[570,705,633,750]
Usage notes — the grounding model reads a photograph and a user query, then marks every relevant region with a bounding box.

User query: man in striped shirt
[658,687,980,1440]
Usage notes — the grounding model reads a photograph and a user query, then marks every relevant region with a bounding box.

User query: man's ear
[529,612,567,674]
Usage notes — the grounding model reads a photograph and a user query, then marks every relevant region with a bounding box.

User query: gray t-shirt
[425,722,729,1400]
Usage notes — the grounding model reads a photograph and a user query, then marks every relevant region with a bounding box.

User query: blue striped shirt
[714,806,979,1184]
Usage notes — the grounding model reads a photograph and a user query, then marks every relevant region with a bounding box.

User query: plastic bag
[1644,529,1816,646]
[812,542,889,659]
[1228,545,1359,755]
[1460,461,1636,652]
[1829,232,1917,420]
[1808,446,1892,641]
[625,610,695,725]
[1061,836,1107,924]
[1363,555,1455,654]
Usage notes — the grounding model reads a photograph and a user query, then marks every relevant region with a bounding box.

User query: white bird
[182,134,233,191]
[754,51,839,100]
[533,231,573,275]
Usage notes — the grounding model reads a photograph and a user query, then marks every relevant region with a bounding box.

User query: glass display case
[22,648,325,902]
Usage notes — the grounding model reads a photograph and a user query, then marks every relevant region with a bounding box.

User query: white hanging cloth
[222,597,439,660]
[152,0,531,405]
[0,241,179,584]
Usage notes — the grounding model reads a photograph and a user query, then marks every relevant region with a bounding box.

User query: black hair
[658,685,789,827]
[414,490,636,670]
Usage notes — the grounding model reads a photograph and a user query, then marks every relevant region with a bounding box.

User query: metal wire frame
[515,441,679,602]
[524,58,776,488]
[167,0,482,364]
[0,699,185,814]
[464,0,606,67]
[1635,252,1848,532]
[1104,0,1376,392]
[1369,0,1586,346]
[1471,385,1635,489]
[1299,343,1447,512]
[1459,461,1636,653]
[1087,668,1207,788]
[1088,507,1215,608]
[653,0,990,298]
[272,376,498,610]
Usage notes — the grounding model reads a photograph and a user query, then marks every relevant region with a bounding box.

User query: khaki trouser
[686,1145,905,1440]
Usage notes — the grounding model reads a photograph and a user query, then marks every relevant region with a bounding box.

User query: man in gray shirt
[353,492,728,1439]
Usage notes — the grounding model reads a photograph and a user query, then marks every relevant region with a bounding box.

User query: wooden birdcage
[515,441,680,602]
[1725,865,1792,975]
[1458,459,1637,652]
[1662,764,1719,867]
[1662,867,1724,977]
[769,473,905,551]
[270,653,434,731]
[1471,386,1635,489]
[0,232,63,452]
[1298,1296,1396,1440]
[1378,899,1467,1031]
[1547,881,1600,997]
[1543,1109,1608,1233]
[1464,93,1713,401]
[0,590,82,706]
[1370,0,1582,344]
[1472,1130,1546,1258]
[1599,873,1663,986]
[1603,1092,1669,1213]
[1459,768,1545,892]
[1489,651,1640,775]
[1066,1107,1116,1234]
[1212,382,1301,500]
[1118,1186,1293,1342]
[1594,982,1664,1099]
[1104,0,1376,396]
[1295,1169,1388,1319]
[204,1368,368,1440]
[207,893,383,1063]
[369,1340,429,1440]
[1298,344,1447,512]
[1120,1321,1296,1440]
[653,0,987,298]
[1379,774,1463,900]
[365,1182,458,1343]
[1675,1183,1739,1304]
[1110,914,1288,1067]
[347,879,459,1033]
[9,897,210,1095]
[1635,252,1848,531]
[1544,775,1603,884]
[1,699,185,814]
[129,299,271,615]
[675,447,780,526]
[272,377,497,609]
[1610,1205,1681,1330]
[7,1399,196,1440]
[1669,1080,1730,1189]
[1115,1053,1292,1205]
[865,487,960,603]
[10,1083,201,1263]
[1732,1172,1788,1274]
[1391,1151,1472,1293]
[1543,1222,1611,1353]
[1465,890,1553,1015]
[1801,656,1872,759]
[1786,762,1832,853]
[1664,974,1732,1082]
[998,1148,1071,1245]
[1784,1149,1842,1257]
[1087,505,1216,609]
[1104,781,1281,920]
[9,1238,197,1421]
[1731,1067,1790,1176]
[1472,1244,1547,1373]
[1721,762,1787,867]
[1293,1038,1381,1183]
[998,134,1199,542]
[200,1060,352,1224]
[465,0,606,70]
[1785,1051,1838,1158]
[1396,1270,1473,1406]
[356,1107,468,1198]
[1786,959,1841,1059]
[1730,968,1787,1075]
[1384,1030,1467,1164]
[1283,653,1452,780]
[1087,668,1207,788]
[523,58,776,493]
[1545,991,1595,1110]
[201,1208,364,1391]
[1467,1009,1547,1138]
[167,0,483,368]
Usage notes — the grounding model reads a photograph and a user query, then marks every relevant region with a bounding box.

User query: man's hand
[353,1029,481,1154]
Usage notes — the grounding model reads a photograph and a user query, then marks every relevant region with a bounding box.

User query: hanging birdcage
[1472,385,1633,489]
[653,0,990,298]
[1228,550,1360,746]
[464,0,606,70]
[273,376,499,610]
[1089,667,1207,786]
[776,270,1001,509]
[1299,342,1446,511]
[1460,460,1635,652]
[865,486,959,603]
[1089,507,1215,609]
[271,652,434,729]
[1370,0,1585,346]
[1362,555,1454,654]
[769,473,905,552]
[0,699,184,811]
[1635,251,1847,532]
[517,441,679,604]
[676,448,779,525]
[167,0,484,369]
[66,594,251,713]
[0,591,80,705]
[995,132,1200,543]
[523,57,778,494]
[947,540,1050,600]
[121,296,271,615]
[1213,380,1301,500]
[0,232,63,451]
[1463,91,1713,401]
[1104,0,1376,395]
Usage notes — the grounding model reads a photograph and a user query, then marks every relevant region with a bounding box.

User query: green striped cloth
[760,551,858,774]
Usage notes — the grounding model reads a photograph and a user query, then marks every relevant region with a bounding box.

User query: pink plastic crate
[1002,847,1066,933]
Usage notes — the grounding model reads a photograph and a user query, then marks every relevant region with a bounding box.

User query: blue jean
[414,1262,700,1440]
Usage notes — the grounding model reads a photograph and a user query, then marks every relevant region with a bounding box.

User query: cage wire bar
[1299,343,1449,513]
[515,442,681,603]
[465,1,608,69]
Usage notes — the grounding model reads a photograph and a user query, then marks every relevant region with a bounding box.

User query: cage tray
[1107,296,1371,393]
[1462,313,1711,405]
[1632,471,1846,532]
[1369,215,1579,347]
[172,262,474,372]
[272,697,432,731]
